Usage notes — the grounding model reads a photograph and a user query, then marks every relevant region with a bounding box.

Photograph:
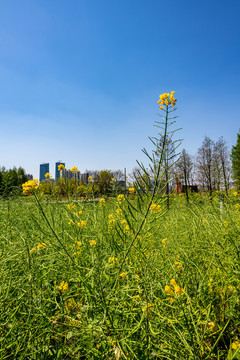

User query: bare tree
[215,137,231,195]
[175,148,193,203]
[196,136,214,200]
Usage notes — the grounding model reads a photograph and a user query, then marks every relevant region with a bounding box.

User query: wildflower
[58,164,65,171]
[165,285,174,296]
[142,302,153,313]
[162,238,167,246]
[88,175,93,181]
[75,240,82,248]
[233,191,238,197]
[22,179,39,195]
[70,166,79,173]
[56,281,68,293]
[170,279,177,287]
[117,194,125,205]
[128,187,135,194]
[44,172,52,179]
[36,242,47,251]
[77,220,87,228]
[89,240,97,246]
[119,272,127,278]
[174,261,182,270]
[165,279,184,300]
[108,256,119,265]
[99,198,106,206]
[223,221,229,228]
[116,208,123,216]
[158,91,177,110]
[150,203,161,212]
[232,341,240,350]
[64,298,75,311]
[68,203,76,211]
[68,219,73,226]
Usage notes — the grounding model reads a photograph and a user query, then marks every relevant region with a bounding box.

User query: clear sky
[1,0,240,178]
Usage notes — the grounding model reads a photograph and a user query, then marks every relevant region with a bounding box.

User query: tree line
[0,167,28,197]
[1,129,240,197]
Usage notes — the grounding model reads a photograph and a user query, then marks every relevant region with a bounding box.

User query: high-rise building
[39,163,49,181]
[55,161,65,180]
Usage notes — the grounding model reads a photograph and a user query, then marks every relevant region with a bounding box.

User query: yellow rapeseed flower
[70,166,79,173]
[68,203,76,211]
[150,203,161,213]
[117,194,125,206]
[22,179,39,195]
[165,285,174,296]
[89,240,97,246]
[99,198,106,206]
[119,272,127,278]
[162,238,167,246]
[58,164,65,171]
[128,187,135,194]
[158,91,177,109]
[77,220,87,228]
[56,281,68,293]
[44,173,52,179]
[232,341,240,350]
[116,208,123,216]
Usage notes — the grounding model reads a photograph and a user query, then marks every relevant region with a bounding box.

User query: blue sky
[1,0,240,178]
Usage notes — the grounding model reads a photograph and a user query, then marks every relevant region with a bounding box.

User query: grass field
[0,191,239,359]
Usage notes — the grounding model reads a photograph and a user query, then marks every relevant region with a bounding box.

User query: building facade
[39,163,49,181]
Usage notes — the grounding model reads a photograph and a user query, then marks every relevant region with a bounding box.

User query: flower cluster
[22,179,39,195]
[70,166,79,173]
[165,279,184,302]
[77,220,87,228]
[89,240,97,246]
[67,203,76,211]
[128,187,135,194]
[99,198,106,207]
[44,173,52,180]
[157,91,177,110]
[30,242,47,254]
[150,203,161,213]
[117,194,125,206]
[58,164,65,171]
[56,281,68,293]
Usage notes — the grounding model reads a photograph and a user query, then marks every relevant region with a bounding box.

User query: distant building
[55,161,65,180]
[27,174,33,180]
[40,163,49,181]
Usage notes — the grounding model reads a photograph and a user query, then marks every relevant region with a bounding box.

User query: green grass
[0,192,239,359]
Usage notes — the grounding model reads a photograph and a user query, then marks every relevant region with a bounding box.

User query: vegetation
[0,166,28,197]
[231,129,240,188]
[0,191,239,359]
[1,92,239,358]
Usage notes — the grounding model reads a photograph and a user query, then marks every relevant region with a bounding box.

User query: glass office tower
[39,163,49,181]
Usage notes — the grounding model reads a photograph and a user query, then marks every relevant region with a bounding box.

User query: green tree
[231,129,240,188]
[94,170,113,195]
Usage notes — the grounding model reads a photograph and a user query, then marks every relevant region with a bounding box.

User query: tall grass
[0,194,239,359]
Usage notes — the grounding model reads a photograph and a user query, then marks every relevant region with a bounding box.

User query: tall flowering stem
[112,91,181,289]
